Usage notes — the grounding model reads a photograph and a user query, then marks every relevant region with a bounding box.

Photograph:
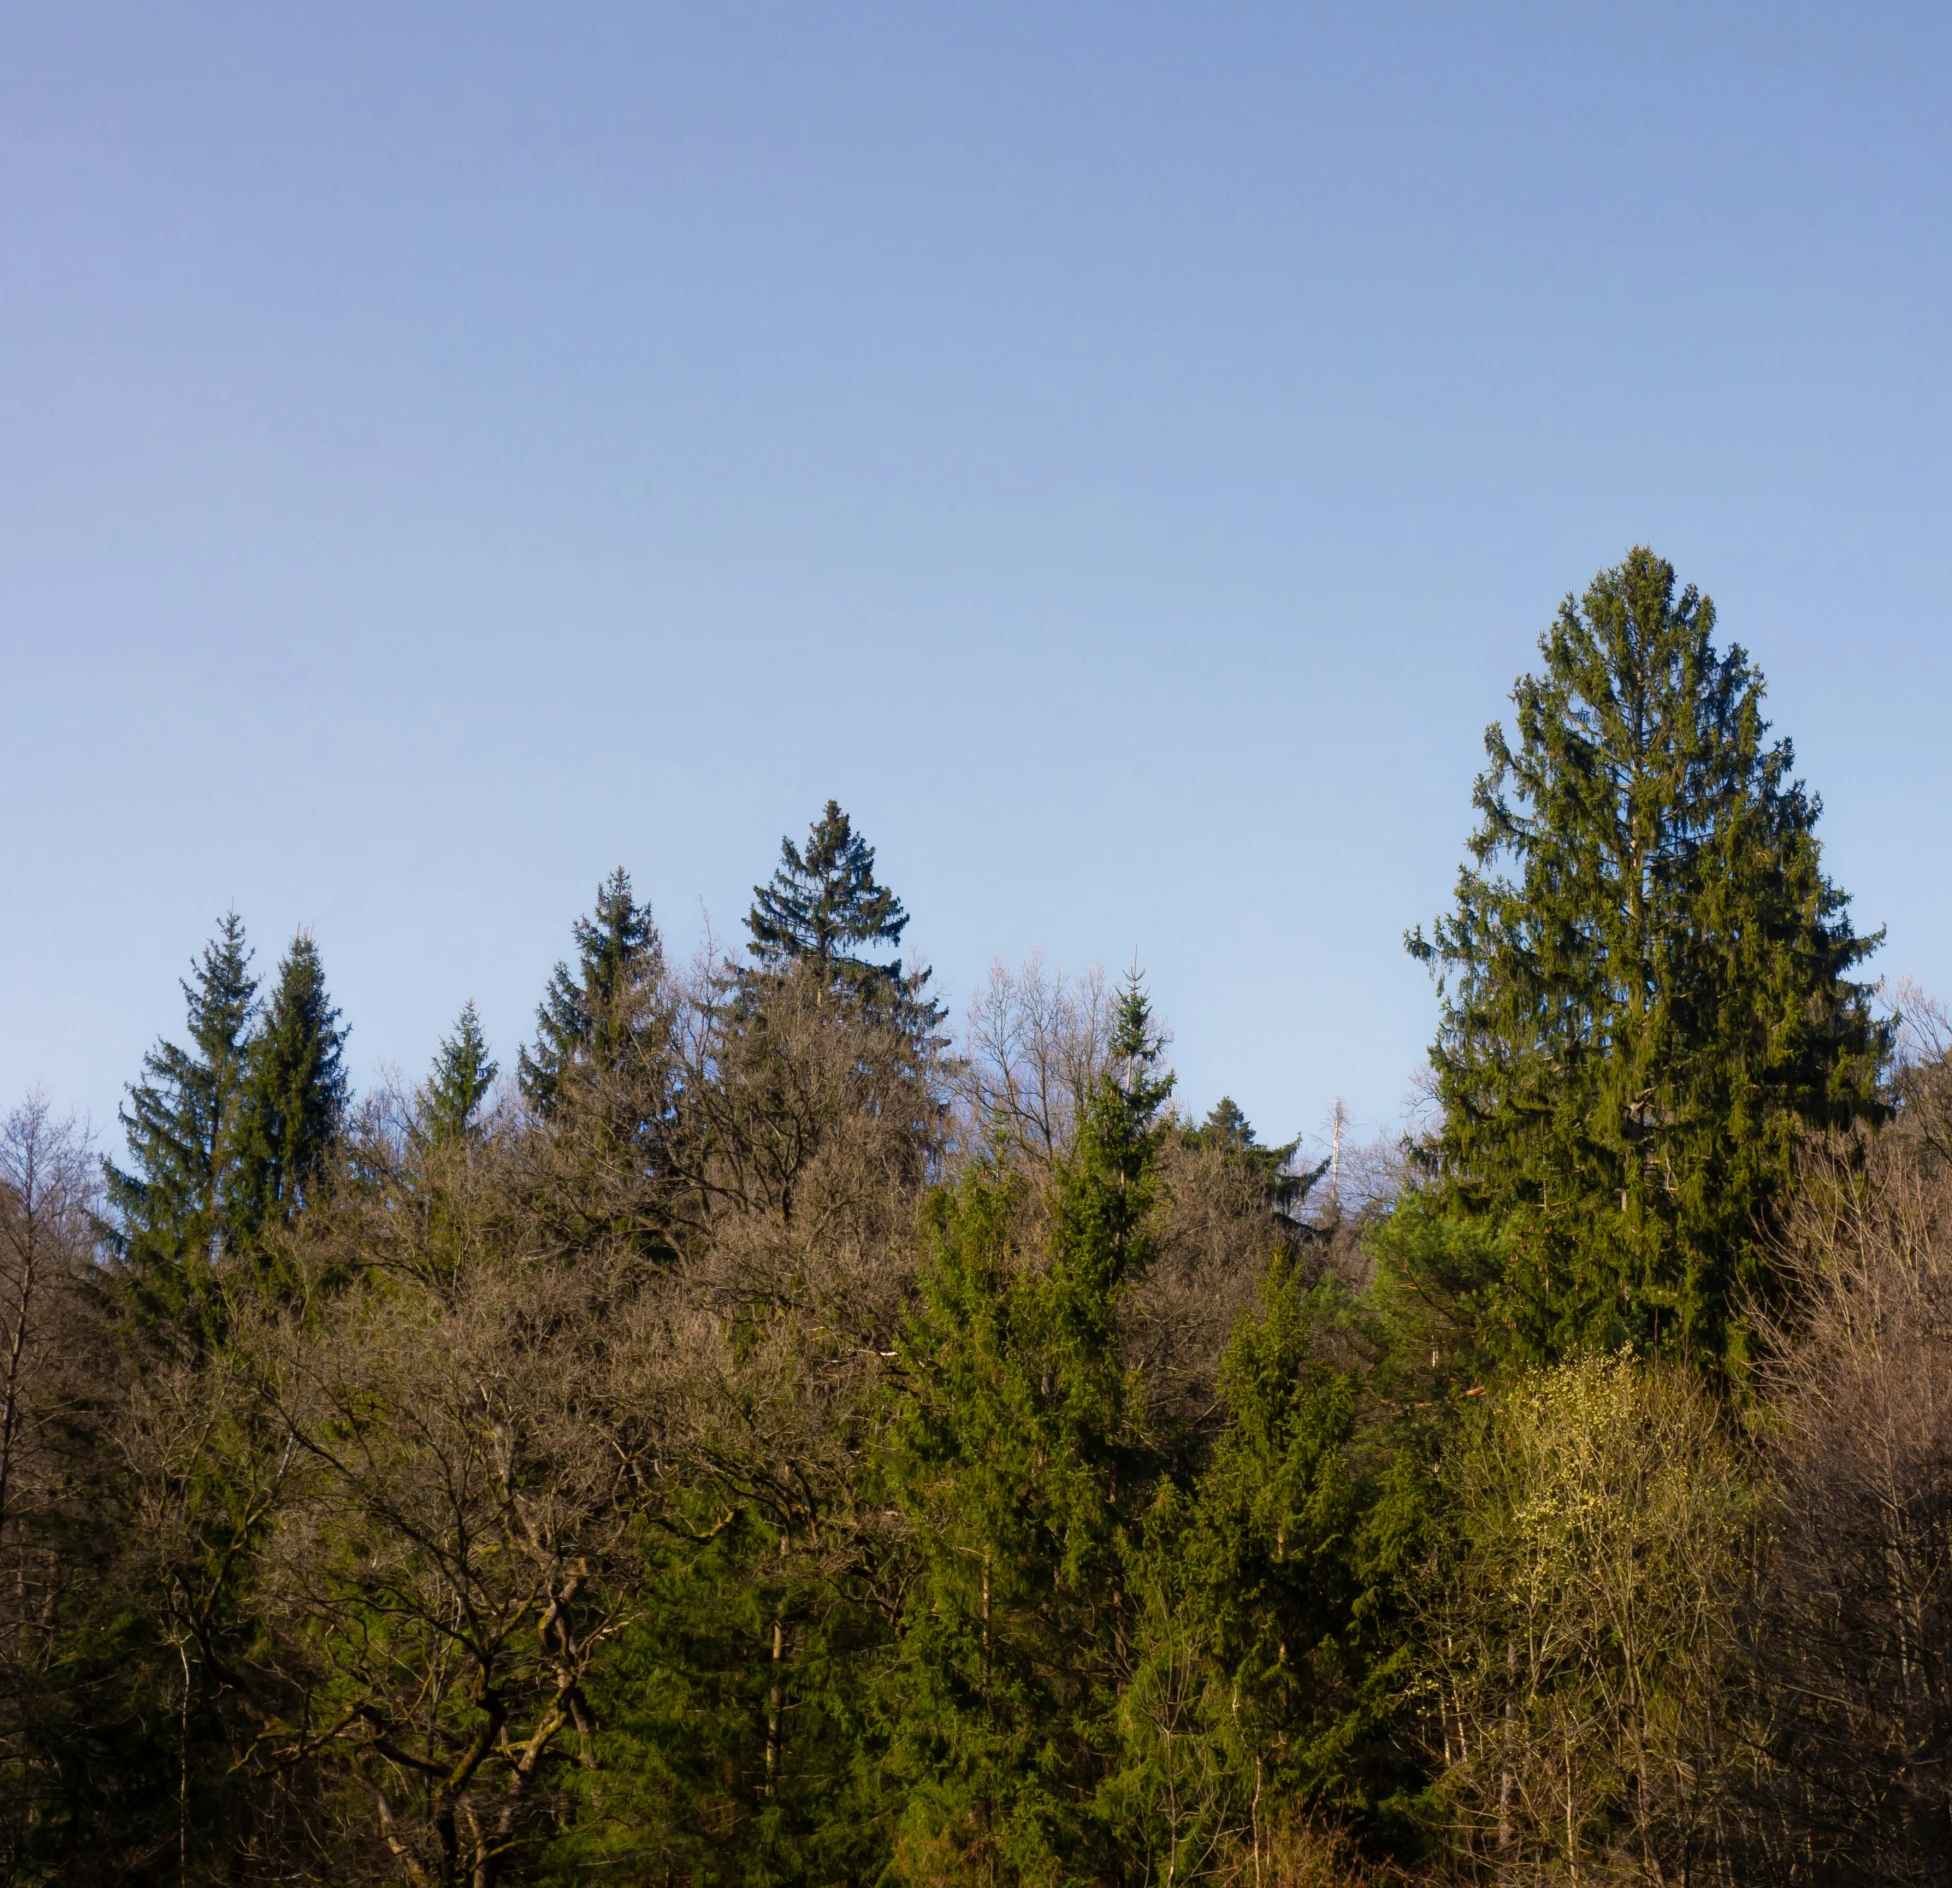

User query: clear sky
[3,4,1947,1159]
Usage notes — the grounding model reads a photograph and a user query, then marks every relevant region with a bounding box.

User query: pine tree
[1185,1097,1327,1235]
[233,930,348,1236]
[519,868,662,1114]
[746,800,929,1002]
[422,1000,497,1145]
[1408,548,1887,1367]
[882,976,1172,1883]
[103,913,259,1315]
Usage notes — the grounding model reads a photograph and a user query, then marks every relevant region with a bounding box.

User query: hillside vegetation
[2,551,1945,1887]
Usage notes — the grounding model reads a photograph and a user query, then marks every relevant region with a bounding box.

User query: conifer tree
[103,913,259,1313]
[421,1000,497,1146]
[233,931,347,1235]
[748,801,903,973]
[1186,1097,1327,1235]
[1408,548,1887,1366]
[747,800,945,1027]
[1049,974,1173,1332]
[883,976,1171,1883]
[519,868,662,1114]
[1161,1259,1427,1846]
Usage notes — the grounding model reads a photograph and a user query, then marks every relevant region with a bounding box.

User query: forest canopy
[1,551,1943,1888]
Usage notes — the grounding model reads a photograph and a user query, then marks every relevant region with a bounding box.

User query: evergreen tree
[1408,548,1887,1367]
[233,930,347,1235]
[883,976,1171,1883]
[421,1000,497,1146]
[747,800,932,1007]
[519,868,662,1114]
[1161,1259,1431,1853]
[1185,1096,1328,1236]
[103,913,259,1314]
[1050,974,1173,1335]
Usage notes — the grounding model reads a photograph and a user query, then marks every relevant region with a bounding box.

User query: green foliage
[744,800,948,1045]
[1050,973,1171,1323]
[234,930,347,1238]
[748,800,909,983]
[1409,547,1887,1366]
[103,919,349,1317]
[103,911,260,1326]
[519,867,662,1114]
[880,977,1173,1884]
[547,1505,894,1887]
[1180,1266,1364,1778]
[421,999,497,1146]
[90,921,350,1872]
[882,1170,1110,1883]
[1139,1257,1435,1865]
[1362,1194,1509,1399]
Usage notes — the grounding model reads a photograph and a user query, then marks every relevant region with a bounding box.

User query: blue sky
[3,4,1947,1156]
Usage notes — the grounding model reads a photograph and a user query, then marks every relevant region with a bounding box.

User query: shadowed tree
[519,869,662,1116]
[234,930,347,1238]
[747,800,924,993]
[104,913,259,1323]
[1745,1126,1952,1887]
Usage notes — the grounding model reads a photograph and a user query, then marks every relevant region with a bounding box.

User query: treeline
[1,549,1947,1886]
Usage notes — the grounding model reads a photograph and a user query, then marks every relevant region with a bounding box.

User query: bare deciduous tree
[0,1096,113,1867]
[0,1096,98,1543]
[956,953,1114,1174]
[1127,1133,1285,1430]
[1746,1121,1952,1887]
[234,1235,661,1887]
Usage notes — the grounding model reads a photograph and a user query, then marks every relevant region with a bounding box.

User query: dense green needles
[1408,548,1886,1369]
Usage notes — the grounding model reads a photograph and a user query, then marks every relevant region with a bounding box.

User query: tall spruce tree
[519,868,662,1114]
[1408,548,1886,1367]
[746,800,936,1007]
[421,1000,497,1145]
[883,976,1171,1883]
[233,931,347,1236]
[103,913,259,1315]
